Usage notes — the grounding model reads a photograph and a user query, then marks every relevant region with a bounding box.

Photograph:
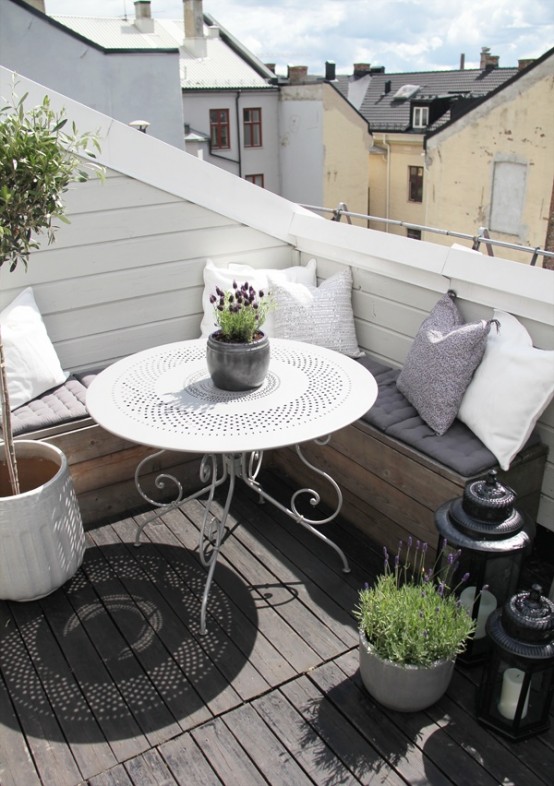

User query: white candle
[460,586,497,638]
[498,668,529,720]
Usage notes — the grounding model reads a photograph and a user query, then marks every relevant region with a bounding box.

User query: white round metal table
[87,338,377,633]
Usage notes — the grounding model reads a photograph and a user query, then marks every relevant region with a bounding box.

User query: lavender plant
[210,280,272,343]
[354,539,476,667]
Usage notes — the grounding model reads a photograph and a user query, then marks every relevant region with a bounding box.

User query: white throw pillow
[199,258,317,338]
[0,287,68,413]
[272,268,363,357]
[458,310,554,470]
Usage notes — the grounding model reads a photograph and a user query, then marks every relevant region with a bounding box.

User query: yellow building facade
[368,134,426,237]
[424,50,554,265]
[322,84,373,224]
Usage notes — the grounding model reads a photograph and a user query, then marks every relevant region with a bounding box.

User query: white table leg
[132,451,228,546]
[238,441,350,573]
[133,443,349,634]
[198,454,237,635]
[133,450,237,635]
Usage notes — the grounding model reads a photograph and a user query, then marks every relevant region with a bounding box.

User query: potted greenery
[0,85,102,600]
[206,280,273,391]
[354,538,476,711]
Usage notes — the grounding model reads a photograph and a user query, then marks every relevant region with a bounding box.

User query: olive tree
[0,87,103,494]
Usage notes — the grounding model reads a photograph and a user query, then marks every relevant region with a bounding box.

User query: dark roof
[425,45,554,141]
[336,66,519,132]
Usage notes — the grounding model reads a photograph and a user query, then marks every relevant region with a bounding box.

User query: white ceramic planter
[359,629,455,712]
[0,440,85,601]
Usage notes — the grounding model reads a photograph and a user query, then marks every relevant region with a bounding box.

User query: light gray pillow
[272,268,363,357]
[396,292,492,435]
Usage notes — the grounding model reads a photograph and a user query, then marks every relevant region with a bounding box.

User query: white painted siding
[0,169,294,371]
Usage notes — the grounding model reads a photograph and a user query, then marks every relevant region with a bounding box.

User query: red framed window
[210,109,230,149]
[245,173,264,187]
[243,108,262,147]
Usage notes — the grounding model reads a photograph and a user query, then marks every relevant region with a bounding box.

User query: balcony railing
[301,203,554,266]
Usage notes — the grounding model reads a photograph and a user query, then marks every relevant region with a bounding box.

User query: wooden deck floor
[1,472,553,786]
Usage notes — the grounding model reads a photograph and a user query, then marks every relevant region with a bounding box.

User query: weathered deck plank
[0,471,552,786]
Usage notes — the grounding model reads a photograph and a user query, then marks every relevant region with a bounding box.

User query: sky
[44,1,554,74]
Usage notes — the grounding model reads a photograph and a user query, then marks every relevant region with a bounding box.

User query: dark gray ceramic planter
[206,331,270,391]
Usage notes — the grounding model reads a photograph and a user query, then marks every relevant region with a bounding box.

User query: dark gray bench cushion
[10,370,100,436]
[8,357,541,478]
[357,356,540,477]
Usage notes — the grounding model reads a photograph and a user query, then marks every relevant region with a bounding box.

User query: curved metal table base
[133,440,348,635]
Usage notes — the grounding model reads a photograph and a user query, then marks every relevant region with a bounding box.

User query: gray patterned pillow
[272,268,363,357]
[396,292,491,435]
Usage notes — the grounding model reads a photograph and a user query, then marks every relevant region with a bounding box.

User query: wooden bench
[269,355,548,559]
[17,417,203,527]
[8,371,204,528]
[8,360,547,544]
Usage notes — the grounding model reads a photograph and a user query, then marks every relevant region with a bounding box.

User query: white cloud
[44,0,554,73]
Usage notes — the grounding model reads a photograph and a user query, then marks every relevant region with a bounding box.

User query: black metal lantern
[434,470,534,664]
[477,585,554,740]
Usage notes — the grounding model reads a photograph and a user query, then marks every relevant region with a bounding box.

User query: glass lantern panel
[484,654,554,737]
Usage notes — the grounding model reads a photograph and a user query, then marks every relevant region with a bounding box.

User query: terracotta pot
[206,331,270,391]
[359,629,455,711]
[0,440,85,601]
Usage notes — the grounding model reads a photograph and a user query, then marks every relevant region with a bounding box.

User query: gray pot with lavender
[206,280,272,391]
[354,539,476,711]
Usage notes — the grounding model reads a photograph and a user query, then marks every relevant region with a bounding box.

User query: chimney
[460,53,465,70]
[384,80,392,95]
[288,65,308,84]
[183,0,207,57]
[265,63,276,74]
[480,46,499,70]
[25,1,45,11]
[325,61,336,81]
[518,58,535,70]
[134,1,154,33]
[353,63,371,79]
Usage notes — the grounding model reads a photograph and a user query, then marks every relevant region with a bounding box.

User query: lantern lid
[464,471,516,522]
[448,470,524,539]
[502,584,554,644]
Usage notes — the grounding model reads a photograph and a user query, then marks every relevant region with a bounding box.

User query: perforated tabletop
[86,339,377,454]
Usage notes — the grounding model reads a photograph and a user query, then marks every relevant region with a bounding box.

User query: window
[243,108,262,147]
[245,174,264,187]
[412,106,429,129]
[490,161,526,235]
[408,166,423,203]
[210,109,230,149]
